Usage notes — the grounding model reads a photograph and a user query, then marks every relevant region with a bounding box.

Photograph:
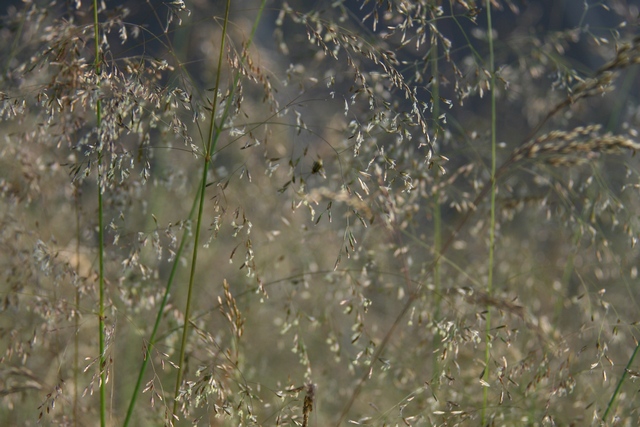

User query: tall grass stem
[171,0,232,418]
[91,0,106,425]
[482,1,498,423]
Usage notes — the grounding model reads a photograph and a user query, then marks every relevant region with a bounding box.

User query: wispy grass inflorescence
[1,1,640,426]
[514,124,640,166]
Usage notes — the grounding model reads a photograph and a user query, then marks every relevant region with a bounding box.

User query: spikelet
[512,124,640,166]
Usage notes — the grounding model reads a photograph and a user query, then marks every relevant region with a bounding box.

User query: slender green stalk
[92,1,106,426]
[171,0,232,418]
[73,185,81,427]
[97,155,106,427]
[430,17,443,380]
[122,184,198,426]
[122,2,267,423]
[603,341,640,422]
[482,1,497,424]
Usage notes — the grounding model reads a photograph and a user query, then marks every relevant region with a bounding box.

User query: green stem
[122,185,199,426]
[431,14,443,381]
[123,2,266,424]
[603,341,640,422]
[482,0,497,424]
[171,0,232,418]
[92,0,106,426]
[74,184,81,427]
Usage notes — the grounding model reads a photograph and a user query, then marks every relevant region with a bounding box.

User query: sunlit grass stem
[123,2,266,423]
[171,0,231,418]
[482,0,498,424]
[603,341,640,422]
[91,0,106,425]
[431,22,443,381]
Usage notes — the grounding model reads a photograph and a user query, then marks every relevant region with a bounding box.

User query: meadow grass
[0,1,639,426]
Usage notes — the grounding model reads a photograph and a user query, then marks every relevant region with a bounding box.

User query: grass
[1,1,640,426]
[91,0,106,424]
[482,0,497,423]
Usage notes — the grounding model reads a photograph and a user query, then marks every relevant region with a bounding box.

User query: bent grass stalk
[122,183,199,426]
[171,0,231,419]
[122,2,267,423]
